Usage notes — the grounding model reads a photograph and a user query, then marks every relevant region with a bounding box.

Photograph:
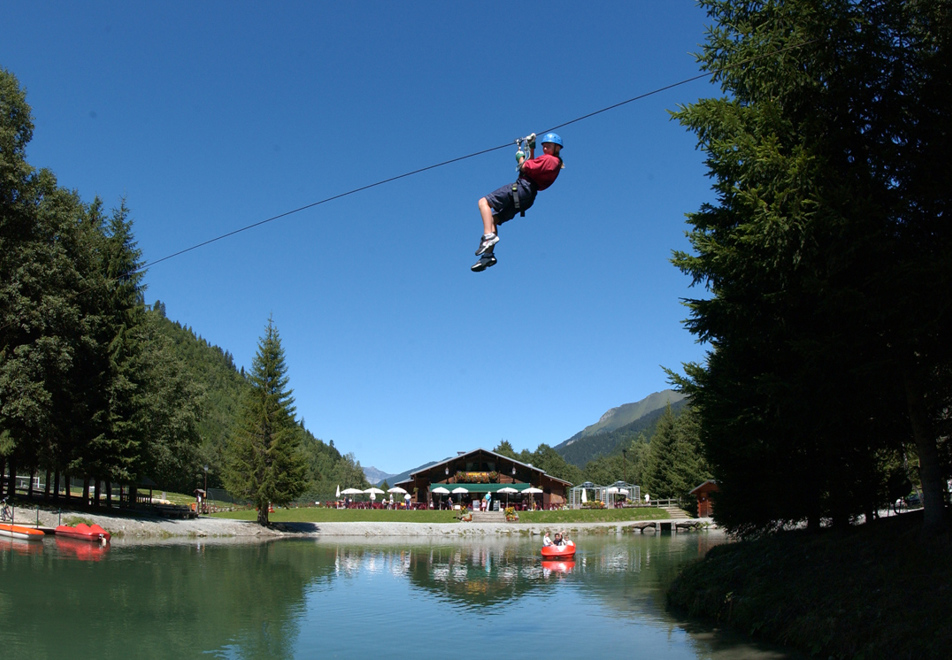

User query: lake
[1,531,798,658]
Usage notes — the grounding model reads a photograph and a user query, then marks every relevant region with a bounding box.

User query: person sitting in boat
[543,532,553,547]
[552,532,565,546]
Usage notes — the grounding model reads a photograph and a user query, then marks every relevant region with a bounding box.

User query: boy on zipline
[471,132,563,272]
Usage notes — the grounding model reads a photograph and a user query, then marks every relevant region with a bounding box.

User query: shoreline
[7,505,712,543]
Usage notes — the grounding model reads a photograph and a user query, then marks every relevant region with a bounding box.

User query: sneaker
[475,233,499,256]
[470,254,497,272]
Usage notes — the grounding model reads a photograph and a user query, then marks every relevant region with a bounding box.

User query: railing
[641,498,682,508]
[577,497,683,509]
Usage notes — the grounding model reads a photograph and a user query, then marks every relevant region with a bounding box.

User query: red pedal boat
[55,523,111,544]
[0,523,46,541]
[55,535,110,560]
[540,540,576,558]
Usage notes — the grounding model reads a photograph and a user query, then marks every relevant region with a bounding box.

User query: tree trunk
[903,369,948,535]
[257,503,269,526]
[5,459,16,498]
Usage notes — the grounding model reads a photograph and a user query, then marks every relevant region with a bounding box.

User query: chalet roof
[401,447,573,486]
[689,480,718,495]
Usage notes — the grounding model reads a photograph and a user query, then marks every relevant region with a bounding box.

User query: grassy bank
[212,506,668,525]
[666,511,951,658]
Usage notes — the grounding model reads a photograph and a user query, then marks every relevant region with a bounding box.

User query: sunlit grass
[212,508,457,523]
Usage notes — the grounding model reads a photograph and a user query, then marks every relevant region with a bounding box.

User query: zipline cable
[140,143,510,271]
[1,39,820,335]
[138,38,819,273]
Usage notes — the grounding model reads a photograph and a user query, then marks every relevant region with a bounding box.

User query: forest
[670,0,951,536]
[0,67,366,506]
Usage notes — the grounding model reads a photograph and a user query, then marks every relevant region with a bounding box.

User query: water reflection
[0,533,798,659]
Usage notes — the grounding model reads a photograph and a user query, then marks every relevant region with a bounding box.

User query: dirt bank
[6,505,286,542]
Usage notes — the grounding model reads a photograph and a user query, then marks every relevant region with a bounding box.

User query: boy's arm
[517,133,536,170]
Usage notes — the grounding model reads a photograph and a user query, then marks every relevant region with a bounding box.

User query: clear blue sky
[4,1,715,475]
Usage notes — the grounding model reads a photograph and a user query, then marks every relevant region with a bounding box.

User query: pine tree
[0,68,91,496]
[642,406,709,503]
[223,318,308,525]
[671,0,952,535]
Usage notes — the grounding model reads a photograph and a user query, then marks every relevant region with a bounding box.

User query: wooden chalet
[395,448,572,510]
[690,480,718,518]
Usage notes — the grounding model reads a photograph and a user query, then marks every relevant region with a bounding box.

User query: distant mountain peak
[363,466,394,485]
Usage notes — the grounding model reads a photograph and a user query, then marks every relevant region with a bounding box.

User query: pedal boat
[0,523,46,541]
[55,523,111,544]
[540,540,576,558]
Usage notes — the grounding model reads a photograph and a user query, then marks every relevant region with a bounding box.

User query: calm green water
[1,532,796,659]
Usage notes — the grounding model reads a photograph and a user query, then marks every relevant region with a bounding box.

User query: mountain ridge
[561,389,686,446]
[554,390,688,466]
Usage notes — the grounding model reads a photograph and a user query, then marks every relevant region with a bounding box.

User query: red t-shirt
[520,153,562,190]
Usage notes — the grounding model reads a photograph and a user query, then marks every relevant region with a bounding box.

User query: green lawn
[213,508,457,523]
[211,506,671,524]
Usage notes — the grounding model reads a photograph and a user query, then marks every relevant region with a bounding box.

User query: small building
[395,448,572,510]
[690,480,718,518]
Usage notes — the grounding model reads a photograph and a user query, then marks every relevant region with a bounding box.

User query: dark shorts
[484,178,538,225]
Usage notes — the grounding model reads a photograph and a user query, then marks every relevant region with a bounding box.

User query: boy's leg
[479,197,497,236]
[476,197,500,255]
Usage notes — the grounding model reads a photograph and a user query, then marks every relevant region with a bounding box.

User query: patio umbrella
[451,486,469,506]
[497,486,518,506]
[523,487,543,509]
[336,485,340,499]
[431,486,450,508]
[341,488,363,495]
[581,488,587,504]
[364,487,385,495]
[387,487,407,494]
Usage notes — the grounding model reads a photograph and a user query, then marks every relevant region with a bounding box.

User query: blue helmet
[541,132,563,148]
